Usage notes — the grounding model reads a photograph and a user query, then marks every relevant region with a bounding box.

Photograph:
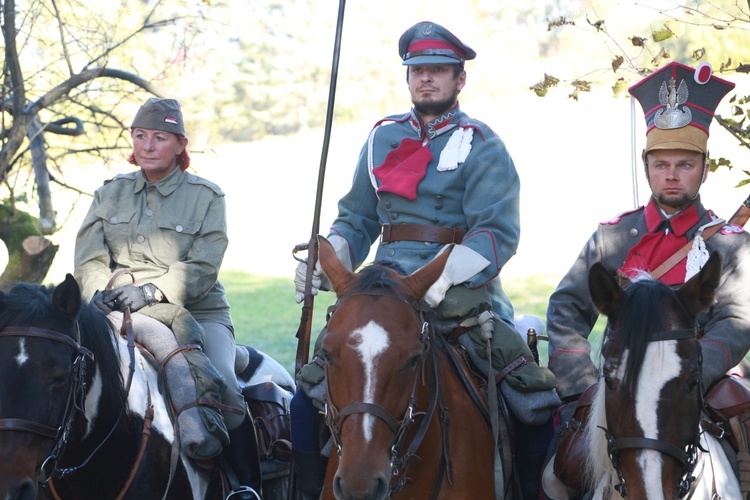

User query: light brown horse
[316,236,497,500]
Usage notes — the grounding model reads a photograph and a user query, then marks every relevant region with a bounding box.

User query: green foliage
[0,204,41,258]
[535,1,750,179]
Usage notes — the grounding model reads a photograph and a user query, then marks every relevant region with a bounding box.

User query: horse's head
[317,236,451,500]
[587,252,720,498]
[0,274,119,499]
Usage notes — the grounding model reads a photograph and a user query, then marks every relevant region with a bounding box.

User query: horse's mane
[606,275,691,395]
[0,282,127,420]
[349,260,409,297]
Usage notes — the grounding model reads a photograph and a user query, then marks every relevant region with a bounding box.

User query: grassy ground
[222,270,608,375]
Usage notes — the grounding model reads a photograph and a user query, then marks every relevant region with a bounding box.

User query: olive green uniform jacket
[74,167,232,328]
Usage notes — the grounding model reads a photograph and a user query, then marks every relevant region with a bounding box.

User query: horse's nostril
[373,475,389,500]
[16,478,37,500]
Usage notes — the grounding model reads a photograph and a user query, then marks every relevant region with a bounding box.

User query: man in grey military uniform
[544,61,750,494]
[292,21,557,500]
[547,61,750,401]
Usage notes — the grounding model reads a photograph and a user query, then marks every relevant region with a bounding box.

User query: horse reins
[323,290,448,497]
[602,326,703,498]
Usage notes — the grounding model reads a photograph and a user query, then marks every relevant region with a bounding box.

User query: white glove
[424,244,490,308]
[294,234,352,303]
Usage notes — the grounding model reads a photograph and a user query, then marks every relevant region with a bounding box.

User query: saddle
[703,375,750,498]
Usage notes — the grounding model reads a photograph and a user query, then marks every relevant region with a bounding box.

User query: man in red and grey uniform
[292,21,557,499]
[547,61,750,404]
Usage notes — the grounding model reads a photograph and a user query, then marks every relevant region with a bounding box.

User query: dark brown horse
[316,237,497,499]
[0,275,219,499]
[583,252,739,498]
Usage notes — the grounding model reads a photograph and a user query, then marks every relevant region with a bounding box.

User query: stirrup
[225,485,261,500]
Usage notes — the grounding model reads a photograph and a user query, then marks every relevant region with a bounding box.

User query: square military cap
[628,61,734,153]
[130,97,186,137]
[399,21,476,66]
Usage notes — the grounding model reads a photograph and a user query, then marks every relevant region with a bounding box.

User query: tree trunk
[0,205,58,290]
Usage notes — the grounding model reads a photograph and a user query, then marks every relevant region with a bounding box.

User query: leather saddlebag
[705,375,750,452]
[242,381,293,461]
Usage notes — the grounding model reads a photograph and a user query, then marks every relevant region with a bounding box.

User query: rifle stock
[294,236,318,377]
[728,193,750,228]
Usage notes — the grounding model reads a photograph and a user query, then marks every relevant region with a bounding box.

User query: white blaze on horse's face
[84,365,104,438]
[14,338,29,366]
[352,320,390,443]
[633,340,682,500]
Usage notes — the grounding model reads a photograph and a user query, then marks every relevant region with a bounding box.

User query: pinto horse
[0,274,220,499]
[583,252,740,499]
[316,237,497,500]
[0,274,293,500]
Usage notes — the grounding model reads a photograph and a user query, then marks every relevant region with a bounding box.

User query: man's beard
[656,192,692,209]
[412,90,458,118]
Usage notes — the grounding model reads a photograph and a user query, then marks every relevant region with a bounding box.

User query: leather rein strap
[48,270,152,499]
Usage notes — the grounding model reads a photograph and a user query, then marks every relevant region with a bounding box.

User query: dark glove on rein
[91,290,115,314]
[106,283,161,312]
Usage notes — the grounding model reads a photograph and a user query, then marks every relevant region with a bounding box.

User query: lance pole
[292,0,346,378]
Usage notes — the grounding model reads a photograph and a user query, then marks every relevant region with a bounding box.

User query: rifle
[293,0,346,378]
[728,192,750,228]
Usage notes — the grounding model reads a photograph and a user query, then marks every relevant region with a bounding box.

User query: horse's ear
[677,251,721,317]
[588,262,624,318]
[52,274,82,316]
[402,245,454,301]
[317,235,355,298]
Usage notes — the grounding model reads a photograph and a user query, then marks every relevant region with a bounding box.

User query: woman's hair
[127,132,191,171]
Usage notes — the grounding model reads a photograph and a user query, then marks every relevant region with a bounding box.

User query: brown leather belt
[381,223,467,244]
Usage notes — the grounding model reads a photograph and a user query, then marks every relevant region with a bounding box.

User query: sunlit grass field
[222,270,608,376]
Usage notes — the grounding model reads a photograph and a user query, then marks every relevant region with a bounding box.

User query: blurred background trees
[1,0,748,284]
[531,0,749,179]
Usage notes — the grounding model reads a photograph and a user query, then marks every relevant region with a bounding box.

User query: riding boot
[292,449,326,500]
[224,413,263,499]
[515,415,555,500]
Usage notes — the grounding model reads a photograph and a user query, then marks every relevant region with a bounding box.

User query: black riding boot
[292,449,326,500]
[515,415,555,500]
[224,413,263,499]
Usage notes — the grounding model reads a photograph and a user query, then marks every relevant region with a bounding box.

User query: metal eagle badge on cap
[654,77,692,129]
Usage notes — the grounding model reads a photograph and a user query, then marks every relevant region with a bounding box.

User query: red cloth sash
[619,200,700,285]
[373,138,433,201]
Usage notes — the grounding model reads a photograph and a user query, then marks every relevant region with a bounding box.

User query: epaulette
[706,210,746,235]
[457,117,493,141]
[103,171,138,185]
[373,112,410,128]
[600,206,644,225]
[719,224,746,235]
[186,173,224,196]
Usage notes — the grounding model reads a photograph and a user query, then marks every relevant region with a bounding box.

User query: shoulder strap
[651,220,725,279]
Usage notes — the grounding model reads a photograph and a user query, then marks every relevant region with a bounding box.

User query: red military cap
[628,61,735,153]
[398,21,476,66]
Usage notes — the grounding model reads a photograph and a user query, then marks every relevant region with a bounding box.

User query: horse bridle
[322,291,444,497]
[602,326,702,498]
[0,325,94,483]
